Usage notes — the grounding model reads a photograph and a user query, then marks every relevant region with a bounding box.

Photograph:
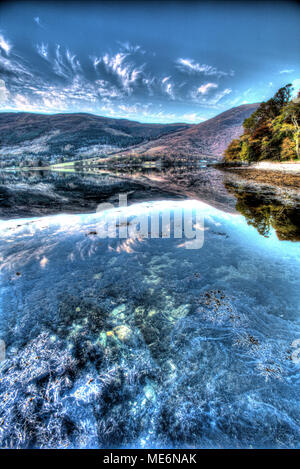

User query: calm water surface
[0,167,299,448]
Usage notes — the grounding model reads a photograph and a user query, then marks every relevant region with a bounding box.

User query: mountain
[0,112,191,167]
[112,103,259,161]
[0,104,259,167]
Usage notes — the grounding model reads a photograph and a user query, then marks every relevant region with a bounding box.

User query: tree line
[224,84,300,162]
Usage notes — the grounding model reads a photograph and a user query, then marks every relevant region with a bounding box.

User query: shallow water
[0,184,299,448]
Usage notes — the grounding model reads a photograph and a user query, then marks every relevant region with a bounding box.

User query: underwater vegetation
[0,289,299,449]
[0,200,299,448]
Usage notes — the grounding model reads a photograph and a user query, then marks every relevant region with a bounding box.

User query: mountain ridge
[0,112,192,167]
[0,103,259,167]
[112,103,260,161]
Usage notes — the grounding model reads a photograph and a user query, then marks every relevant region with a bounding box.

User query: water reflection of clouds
[40,256,48,269]
[0,199,299,267]
[109,235,146,254]
[0,241,58,273]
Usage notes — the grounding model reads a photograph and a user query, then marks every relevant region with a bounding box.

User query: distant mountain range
[0,113,190,167]
[0,104,259,167]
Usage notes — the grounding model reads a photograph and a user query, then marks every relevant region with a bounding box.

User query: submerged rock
[114,325,132,342]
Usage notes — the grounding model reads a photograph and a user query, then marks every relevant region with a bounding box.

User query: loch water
[0,167,299,449]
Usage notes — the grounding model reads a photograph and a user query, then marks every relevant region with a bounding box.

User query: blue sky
[0,1,299,123]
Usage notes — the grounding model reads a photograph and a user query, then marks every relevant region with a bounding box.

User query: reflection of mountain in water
[0,166,237,218]
[1,168,300,242]
[225,182,300,241]
[0,169,178,218]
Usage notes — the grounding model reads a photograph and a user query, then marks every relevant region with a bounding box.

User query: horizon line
[0,102,260,126]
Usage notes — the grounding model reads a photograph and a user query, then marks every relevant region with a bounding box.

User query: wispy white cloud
[95,79,122,99]
[165,82,174,98]
[176,58,234,77]
[97,102,204,124]
[1,32,237,122]
[117,41,143,54]
[159,76,174,99]
[36,43,48,59]
[211,88,232,104]
[53,45,71,78]
[0,79,10,103]
[0,34,12,55]
[4,79,97,114]
[197,82,218,94]
[226,87,260,108]
[177,112,205,123]
[0,45,32,77]
[37,44,81,79]
[101,52,144,93]
[190,85,232,106]
[161,77,175,100]
[118,103,140,115]
[91,56,101,69]
[279,69,295,74]
[66,49,81,74]
[34,16,46,30]
[142,76,156,95]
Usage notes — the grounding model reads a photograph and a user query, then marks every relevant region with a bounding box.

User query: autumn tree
[224,84,299,162]
[281,137,296,160]
[224,138,241,161]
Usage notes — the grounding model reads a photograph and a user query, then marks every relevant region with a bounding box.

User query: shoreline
[249,161,300,172]
[217,161,300,190]
[216,160,300,171]
[221,167,300,190]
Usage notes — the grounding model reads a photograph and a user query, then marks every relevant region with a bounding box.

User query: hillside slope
[0,112,191,167]
[0,104,259,167]
[113,103,259,160]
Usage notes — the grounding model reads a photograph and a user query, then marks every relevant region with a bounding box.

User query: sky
[0,1,299,124]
